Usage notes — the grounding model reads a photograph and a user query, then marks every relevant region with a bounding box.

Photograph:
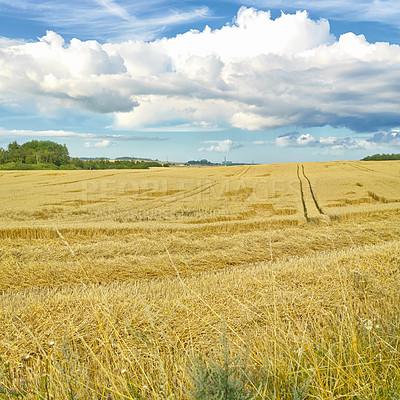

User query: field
[1,161,400,399]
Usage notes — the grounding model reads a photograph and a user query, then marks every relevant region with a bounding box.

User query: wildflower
[364,319,373,331]
[48,341,55,346]
[120,369,127,374]
[24,355,30,360]
[296,347,304,357]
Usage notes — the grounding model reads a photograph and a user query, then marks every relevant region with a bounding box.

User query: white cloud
[239,0,400,28]
[296,133,317,146]
[275,136,292,147]
[0,0,210,41]
[158,7,333,63]
[198,139,242,153]
[0,128,97,139]
[253,140,270,145]
[0,37,25,48]
[114,96,238,131]
[230,112,292,131]
[368,130,400,146]
[275,132,376,150]
[1,7,400,136]
[0,128,167,141]
[95,0,131,20]
[84,139,113,148]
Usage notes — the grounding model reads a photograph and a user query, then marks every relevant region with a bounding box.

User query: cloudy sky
[1,0,400,163]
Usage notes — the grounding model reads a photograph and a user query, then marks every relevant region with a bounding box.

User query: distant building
[222,157,232,166]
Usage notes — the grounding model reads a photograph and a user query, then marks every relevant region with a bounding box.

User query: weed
[188,331,251,400]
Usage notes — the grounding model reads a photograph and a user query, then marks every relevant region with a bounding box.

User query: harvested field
[1,161,400,399]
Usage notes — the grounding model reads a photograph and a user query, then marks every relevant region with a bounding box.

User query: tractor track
[122,181,220,217]
[297,164,309,222]
[302,165,324,215]
[348,162,400,178]
[297,164,329,224]
[161,181,218,204]
[233,165,251,178]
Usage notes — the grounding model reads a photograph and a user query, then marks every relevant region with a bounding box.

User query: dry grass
[1,161,400,398]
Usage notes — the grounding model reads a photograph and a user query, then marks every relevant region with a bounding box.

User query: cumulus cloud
[367,130,400,146]
[1,7,400,134]
[239,0,400,28]
[84,140,113,148]
[198,139,242,152]
[276,132,376,150]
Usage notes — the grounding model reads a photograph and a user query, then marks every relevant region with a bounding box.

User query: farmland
[1,161,400,399]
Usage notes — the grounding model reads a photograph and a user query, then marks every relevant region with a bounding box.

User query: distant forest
[0,140,168,170]
[186,159,218,166]
[361,153,400,161]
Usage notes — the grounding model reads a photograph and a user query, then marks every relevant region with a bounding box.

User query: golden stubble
[0,161,400,398]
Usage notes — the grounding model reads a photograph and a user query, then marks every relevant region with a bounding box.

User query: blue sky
[1,0,400,163]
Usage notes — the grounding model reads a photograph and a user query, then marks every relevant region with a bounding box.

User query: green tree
[362,153,400,161]
[0,147,8,164]
[7,141,20,162]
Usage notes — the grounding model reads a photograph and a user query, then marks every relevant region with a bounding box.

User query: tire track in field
[347,162,400,195]
[160,181,219,205]
[120,180,220,217]
[297,164,309,222]
[40,173,118,186]
[234,165,251,178]
[301,165,324,215]
[347,162,386,175]
[348,162,376,173]
[111,180,220,223]
[348,162,400,178]
[297,164,329,224]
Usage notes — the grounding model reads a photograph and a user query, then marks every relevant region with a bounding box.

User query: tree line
[0,140,168,170]
[361,153,400,161]
[186,159,217,166]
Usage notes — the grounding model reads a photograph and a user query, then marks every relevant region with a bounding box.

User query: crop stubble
[1,161,400,398]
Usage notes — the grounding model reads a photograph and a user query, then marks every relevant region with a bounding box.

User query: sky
[1,1,400,163]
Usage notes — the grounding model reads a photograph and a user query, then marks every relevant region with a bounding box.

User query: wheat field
[1,161,400,399]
